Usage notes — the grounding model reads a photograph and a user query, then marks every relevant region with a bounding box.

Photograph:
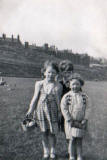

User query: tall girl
[26,60,62,160]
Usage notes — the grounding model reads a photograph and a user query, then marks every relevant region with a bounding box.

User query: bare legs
[42,131,56,159]
[49,133,56,158]
[76,138,83,160]
[42,132,49,158]
[68,138,83,160]
[42,132,83,160]
[68,138,75,160]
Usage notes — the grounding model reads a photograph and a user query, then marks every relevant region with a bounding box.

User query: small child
[59,60,74,95]
[26,60,62,160]
[61,74,89,160]
[58,60,74,131]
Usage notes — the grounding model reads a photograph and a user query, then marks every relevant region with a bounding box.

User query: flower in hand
[81,119,88,129]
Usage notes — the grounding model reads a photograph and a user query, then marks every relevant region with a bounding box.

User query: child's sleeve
[60,94,71,122]
[85,94,91,119]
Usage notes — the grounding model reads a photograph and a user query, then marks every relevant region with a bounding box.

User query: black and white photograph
[0,0,107,160]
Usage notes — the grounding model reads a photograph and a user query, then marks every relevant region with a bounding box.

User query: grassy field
[0,77,107,160]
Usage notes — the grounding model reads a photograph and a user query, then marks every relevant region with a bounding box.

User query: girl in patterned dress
[61,74,89,160]
[26,60,62,160]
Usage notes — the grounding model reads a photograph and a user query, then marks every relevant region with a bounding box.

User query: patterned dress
[61,91,88,139]
[35,81,60,133]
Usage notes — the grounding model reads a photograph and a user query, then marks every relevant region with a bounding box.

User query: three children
[26,60,89,160]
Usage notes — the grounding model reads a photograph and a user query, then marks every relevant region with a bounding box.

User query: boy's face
[63,71,73,87]
[63,71,73,79]
[70,79,81,92]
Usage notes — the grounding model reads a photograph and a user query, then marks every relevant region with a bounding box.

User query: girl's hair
[41,60,59,78]
[59,60,74,72]
[68,73,84,86]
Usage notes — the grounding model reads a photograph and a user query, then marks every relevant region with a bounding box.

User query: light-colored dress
[61,91,88,139]
[35,81,62,134]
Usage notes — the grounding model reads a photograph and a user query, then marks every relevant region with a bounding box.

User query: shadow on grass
[56,153,98,160]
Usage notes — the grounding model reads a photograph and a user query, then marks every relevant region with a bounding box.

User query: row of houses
[0,34,90,67]
[31,43,90,67]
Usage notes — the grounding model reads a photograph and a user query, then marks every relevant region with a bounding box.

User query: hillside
[0,44,107,80]
[0,44,61,77]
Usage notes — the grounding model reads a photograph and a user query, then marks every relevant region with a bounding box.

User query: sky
[0,0,107,58]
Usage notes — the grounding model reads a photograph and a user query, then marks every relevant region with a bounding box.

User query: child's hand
[26,111,31,118]
[81,119,87,125]
[65,95,71,105]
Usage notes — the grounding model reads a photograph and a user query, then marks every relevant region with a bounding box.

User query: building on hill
[0,34,22,46]
[0,34,90,67]
[52,49,90,67]
[29,42,90,67]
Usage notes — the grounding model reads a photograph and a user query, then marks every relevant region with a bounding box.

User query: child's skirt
[37,119,59,134]
[65,121,85,139]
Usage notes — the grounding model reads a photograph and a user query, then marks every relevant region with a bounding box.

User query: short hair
[41,60,59,76]
[68,73,84,86]
[59,60,74,72]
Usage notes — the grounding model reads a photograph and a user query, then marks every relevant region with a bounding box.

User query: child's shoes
[43,153,49,160]
[77,156,83,160]
[69,156,75,160]
[50,148,56,159]
[50,153,56,159]
[44,153,49,158]
[43,148,49,160]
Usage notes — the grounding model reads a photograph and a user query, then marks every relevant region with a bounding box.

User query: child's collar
[71,90,82,95]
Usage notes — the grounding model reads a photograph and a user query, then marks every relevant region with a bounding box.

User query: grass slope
[0,77,107,160]
[1,45,107,80]
[0,45,61,77]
